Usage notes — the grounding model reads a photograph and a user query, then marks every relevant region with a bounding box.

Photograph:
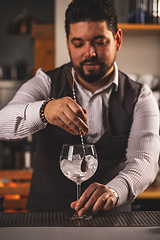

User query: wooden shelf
[137,185,160,199]
[0,170,32,211]
[0,185,30,196]
[118,23,160,33]
[3,199,28,210]
[0,170,33,180]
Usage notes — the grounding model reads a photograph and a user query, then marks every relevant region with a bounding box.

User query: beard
[76,58,109,83]
[69,55,116,84]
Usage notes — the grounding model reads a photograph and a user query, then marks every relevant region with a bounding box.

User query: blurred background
[0,0,54,78]
[0,0,160,212]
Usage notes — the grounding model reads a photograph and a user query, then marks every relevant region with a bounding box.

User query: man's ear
[115,29,123,52]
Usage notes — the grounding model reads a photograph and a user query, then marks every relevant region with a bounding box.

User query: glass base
[69,212,93,220]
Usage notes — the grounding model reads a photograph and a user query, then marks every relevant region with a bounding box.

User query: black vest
[27,63,142,212]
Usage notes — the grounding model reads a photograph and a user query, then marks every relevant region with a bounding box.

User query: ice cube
[61,156,82,176]
[72,154,82,161]
[86,155,98,171]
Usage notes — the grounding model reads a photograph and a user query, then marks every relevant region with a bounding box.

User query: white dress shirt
[0,62,159,207]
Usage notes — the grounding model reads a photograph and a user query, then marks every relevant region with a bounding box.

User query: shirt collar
[113,62,118,91]
[72,62,119,93]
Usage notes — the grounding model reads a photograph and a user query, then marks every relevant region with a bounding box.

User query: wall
[116,32,160,77]
[55,0,70,67]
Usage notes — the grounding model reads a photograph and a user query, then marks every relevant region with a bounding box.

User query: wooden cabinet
[31,23,54,73]
[0,170,32,211]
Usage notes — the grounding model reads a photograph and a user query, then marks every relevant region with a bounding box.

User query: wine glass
[59,144,98,219]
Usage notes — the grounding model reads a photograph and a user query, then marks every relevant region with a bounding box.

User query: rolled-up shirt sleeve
[0,69,51,140]
[106,84,160,206]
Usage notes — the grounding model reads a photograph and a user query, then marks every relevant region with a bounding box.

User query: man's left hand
[70,182,118,216]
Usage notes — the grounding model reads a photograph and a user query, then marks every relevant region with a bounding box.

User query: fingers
[71,183,117,216]
[61,104,87,133]
[68,100,87,123]
[44,97,89,135]
[93,193,116,212]
[82,108,87,114]
[54,117,81,135]
[70,201,77,209]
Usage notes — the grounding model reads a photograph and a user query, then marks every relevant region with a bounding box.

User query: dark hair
[65,0,118,38]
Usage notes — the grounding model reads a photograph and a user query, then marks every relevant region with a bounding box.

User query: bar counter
[0,211,160,240]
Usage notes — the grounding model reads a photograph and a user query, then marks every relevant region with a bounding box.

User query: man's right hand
[44,97,89,135]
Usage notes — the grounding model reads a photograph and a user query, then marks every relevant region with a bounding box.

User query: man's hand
[70,183,118,216]
[44,97,89,135]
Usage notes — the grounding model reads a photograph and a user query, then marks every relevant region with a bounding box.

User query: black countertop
[0,211,160,240]
[0,211,160,227]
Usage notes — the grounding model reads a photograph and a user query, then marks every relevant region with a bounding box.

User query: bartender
[0,0,159,217]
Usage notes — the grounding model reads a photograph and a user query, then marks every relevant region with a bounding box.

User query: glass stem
[77,183,81,201]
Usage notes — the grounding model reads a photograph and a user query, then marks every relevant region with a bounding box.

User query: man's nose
[84,44,96,58]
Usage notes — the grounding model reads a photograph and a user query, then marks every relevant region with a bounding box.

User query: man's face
[66,21,122,84]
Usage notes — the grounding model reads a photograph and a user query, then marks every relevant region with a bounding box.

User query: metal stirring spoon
[65,67,88,172]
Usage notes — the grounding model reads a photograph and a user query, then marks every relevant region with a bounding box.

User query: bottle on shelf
[152,0,158,23]
[158,0,160,23]
[13,135,35,170]
[128,0,159,24]
[23,135,34,170]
